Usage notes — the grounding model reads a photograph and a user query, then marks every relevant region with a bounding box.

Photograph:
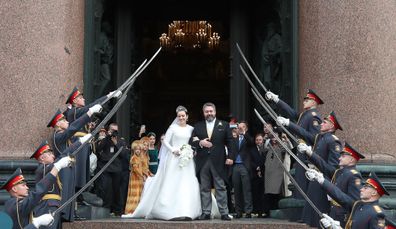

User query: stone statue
[94,21,113,98]
[259,22,282,93]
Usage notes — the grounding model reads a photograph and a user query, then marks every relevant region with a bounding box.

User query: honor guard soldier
[30,140,82,229]
[1,156,72,229]
[278,111,343,227]
[266,89,323,200]
[47,105,99,222]
[63,86,121,123]
[63,87,121,196]
[298,141,364,227]
[385,218,396,229]
[307,170,389,229]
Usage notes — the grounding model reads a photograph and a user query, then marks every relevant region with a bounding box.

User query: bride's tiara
[176,105,188,114]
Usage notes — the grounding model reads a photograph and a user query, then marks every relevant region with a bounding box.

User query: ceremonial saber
[236,43,269,92]
[239,65,299,144]
[239,65,278,118]
[254,109,309,171]
[251,89,299,144]
[52,146,124,216]
[70,70,135,158]
[70,47,162,157]
[101,46,162,104]
[266,142,323,218]
[100,58,147,105]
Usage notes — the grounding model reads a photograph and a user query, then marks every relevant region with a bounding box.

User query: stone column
[0,1,85,158]
[298,0,396,162]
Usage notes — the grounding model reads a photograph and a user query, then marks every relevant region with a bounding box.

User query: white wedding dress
[129,123,203,220]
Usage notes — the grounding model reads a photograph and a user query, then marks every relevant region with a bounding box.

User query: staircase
[273,163,396,221]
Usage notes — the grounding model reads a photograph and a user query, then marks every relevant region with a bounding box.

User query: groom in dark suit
[190,102,236,221]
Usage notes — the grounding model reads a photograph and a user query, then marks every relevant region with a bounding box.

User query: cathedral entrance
[137,20,230,137]
[83,0,298,142]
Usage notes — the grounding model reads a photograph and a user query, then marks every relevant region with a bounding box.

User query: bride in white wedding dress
[123,105,218,220]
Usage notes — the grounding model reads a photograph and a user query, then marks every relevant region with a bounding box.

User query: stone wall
[298,0,396,162]
[0,1,85,158]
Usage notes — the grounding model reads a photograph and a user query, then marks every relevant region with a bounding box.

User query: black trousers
[251,175,265,214]
[263,193,281,215]
[102,171,122,214]
[231,164,253,214]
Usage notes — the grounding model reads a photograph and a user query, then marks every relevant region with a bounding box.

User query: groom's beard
[205,115,215,122]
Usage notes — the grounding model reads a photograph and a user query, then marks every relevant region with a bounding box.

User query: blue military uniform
[63,87,107,189]
[47,109,90,222]
[1,168,56,229]
[309,141,364,227]
[322,172,388,229]
[274,89,323,200]
[385,217,396,229]
[30,141,80,229]
[289,111,343,227]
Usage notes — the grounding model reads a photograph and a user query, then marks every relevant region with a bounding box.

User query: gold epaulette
[330,199,341,207]
[332,135,339,140]
[373,205,382,213]
[74,131,87,137]
[41,194,61,201]
[297,139,306,144]
[350,169,358,174]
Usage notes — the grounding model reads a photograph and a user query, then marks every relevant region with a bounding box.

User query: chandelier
[159,21,220,50]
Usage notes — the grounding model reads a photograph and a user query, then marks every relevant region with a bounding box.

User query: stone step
[62,218,312,229]
[76,205,110,220]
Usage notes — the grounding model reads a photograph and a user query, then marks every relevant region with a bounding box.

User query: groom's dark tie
[239,135,243,150]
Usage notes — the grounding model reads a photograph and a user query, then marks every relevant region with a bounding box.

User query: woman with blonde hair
[124,141,152,214]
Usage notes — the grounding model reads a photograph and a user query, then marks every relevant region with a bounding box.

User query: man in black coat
[95,123,125,216]
[190,102,236,221]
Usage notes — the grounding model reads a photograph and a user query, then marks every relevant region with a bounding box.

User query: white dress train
[129,124,203,220]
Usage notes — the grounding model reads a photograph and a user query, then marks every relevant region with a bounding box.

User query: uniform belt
[330,199,341,207]
[149,162,158,165]
[307,163,319,171]
[74,131,87,137]
[41,194,61,201]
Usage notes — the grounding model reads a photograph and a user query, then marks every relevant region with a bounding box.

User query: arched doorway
[136,20,230,137]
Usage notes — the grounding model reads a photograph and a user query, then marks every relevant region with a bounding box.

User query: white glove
[276,116,290,126]
[54,156,72,171]
[297,143,313,156]
[32,213,54,228]
[88,104,102,114]
[265,91,279,103]
[79,133,92,144]
[108,90,122,99]
[305,169,324,184]
[320,214,341,229]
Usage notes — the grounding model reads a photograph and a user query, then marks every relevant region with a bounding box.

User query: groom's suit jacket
[190,119,236,182]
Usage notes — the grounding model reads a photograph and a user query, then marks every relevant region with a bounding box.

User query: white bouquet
[178,144,194,168]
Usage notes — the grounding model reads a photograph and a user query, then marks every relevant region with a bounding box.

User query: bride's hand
[172,149,180,156]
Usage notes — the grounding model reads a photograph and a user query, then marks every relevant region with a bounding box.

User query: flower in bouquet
[179,144,193,168]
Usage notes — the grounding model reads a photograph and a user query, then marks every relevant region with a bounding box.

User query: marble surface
[63,218,311,229]
[0,1,85,158]
[298,0,396,162]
